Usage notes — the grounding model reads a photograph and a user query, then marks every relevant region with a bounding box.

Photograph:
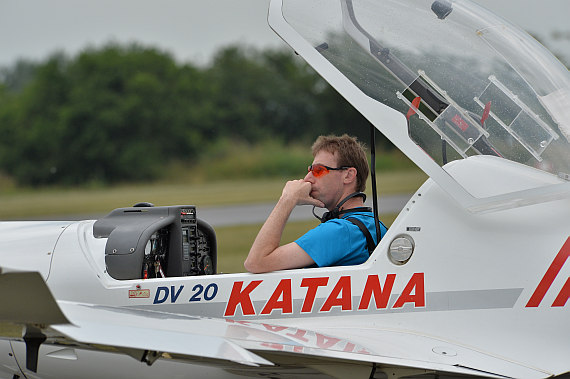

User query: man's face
[304,150,346,210]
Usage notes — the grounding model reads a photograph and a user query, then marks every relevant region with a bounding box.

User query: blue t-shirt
[295,212,387,267]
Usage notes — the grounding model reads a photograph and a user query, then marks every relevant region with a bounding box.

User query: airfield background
[1,0,569,188]
[0,44,412,186]
[0,0,567,273]
[0,41,567,187]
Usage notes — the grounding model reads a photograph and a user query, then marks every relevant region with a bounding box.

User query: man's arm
[244,180,323,273]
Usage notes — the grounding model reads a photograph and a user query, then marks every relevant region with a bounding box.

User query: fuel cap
[388,234,415,265]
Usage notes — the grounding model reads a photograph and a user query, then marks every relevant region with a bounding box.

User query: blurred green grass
[0,323,22,339]
[0,171,425,219]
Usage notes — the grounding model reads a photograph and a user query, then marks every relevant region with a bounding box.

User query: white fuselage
[0,156,568,378]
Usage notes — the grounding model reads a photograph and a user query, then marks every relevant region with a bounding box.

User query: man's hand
[281,179,325,208]
[244,179,320,273]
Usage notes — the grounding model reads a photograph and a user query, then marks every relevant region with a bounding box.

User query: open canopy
[270,0,570,213]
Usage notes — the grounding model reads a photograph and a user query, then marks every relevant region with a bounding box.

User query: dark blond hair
[312,134,369,192]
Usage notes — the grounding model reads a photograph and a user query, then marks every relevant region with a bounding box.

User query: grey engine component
[93,205,216,280]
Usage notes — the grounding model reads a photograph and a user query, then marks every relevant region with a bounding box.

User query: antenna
[370,123,381,243]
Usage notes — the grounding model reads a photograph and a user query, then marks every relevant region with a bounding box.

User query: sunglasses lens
[310,164,328,177]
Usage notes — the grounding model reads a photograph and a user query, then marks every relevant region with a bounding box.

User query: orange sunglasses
[308,164,350,177]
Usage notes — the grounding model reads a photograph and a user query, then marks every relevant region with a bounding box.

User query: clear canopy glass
[280,0,570,179]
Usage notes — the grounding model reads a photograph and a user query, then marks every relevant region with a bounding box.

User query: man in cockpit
[244,134,387,273]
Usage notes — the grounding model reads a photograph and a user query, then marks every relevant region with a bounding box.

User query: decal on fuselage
[153,283,219,304]
[526,237,570,308]
[142,270,528,319]
[223,273,425,317]
[128,289,150,298]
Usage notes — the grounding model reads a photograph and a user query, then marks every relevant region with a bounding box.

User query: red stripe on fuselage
[526,237,570,307]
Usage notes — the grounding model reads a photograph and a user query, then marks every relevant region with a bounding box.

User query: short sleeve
[295,220,353,267]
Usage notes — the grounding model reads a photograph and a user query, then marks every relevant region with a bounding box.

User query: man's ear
[343,167,357,185]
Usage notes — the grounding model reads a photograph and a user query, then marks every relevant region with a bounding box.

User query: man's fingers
[298,196,324,208]
[309,198,325,208]
[283,180,310,197]
[281,180,324,207]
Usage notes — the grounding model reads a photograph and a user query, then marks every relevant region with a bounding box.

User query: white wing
[0,270,549,378]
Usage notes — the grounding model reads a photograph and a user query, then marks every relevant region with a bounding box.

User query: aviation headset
[312,191,379,255]
[312,191,370,222]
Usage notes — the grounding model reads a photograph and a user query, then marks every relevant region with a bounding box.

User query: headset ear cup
[321,210,340,222]
[312,206,326,223]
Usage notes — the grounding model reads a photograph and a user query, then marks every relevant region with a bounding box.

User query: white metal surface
[0,222,70,279]
[0,1,569,378]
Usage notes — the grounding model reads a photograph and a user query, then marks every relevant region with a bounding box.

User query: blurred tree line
[0,44,392,186]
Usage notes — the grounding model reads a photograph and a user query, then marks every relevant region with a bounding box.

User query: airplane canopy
[269,0,570,213]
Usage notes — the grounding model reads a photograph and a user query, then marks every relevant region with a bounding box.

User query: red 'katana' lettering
[358,274,396,310]
[321,276,352,312]
[300,277,328,313]
[261,279,293,315]
[224,272,427,317]
[393,273,425,308]
[224,280,262,316]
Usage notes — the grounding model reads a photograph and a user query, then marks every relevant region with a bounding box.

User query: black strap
[314,192,367,222]
[346,217,377,256]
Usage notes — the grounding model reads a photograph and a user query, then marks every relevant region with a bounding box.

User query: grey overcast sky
[1,0,569,68]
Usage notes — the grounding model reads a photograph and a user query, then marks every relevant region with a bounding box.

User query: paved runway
[16,193,412,226]
[197,193,411,227]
